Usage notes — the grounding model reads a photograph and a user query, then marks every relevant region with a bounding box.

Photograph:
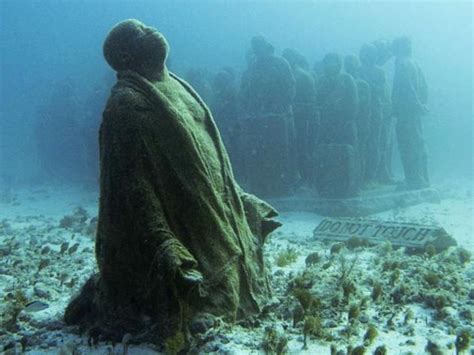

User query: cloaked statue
[282,48,319,184]
[344,54,371,188]
[240,36,297,197]
[392,36,429,189]
[64,19,281,350]
[314,53,359,198]
[359,43,387,184]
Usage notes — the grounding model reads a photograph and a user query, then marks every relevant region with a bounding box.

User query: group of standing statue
[201,35,429,198]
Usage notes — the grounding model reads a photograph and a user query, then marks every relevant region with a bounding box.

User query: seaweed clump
[373,345,387,355]
[2,290,28,332]
[275,247,298,267]
[363,325,378,345]
[262,326,288,355]
[455,329,471,354]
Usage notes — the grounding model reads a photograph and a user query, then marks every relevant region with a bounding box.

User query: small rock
[459,308,472,321]
[190,313,215,335]
[0,246,11,257]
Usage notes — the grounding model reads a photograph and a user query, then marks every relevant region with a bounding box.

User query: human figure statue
[282,48,318,184]
[210,67,243,179]
[359,43,386,184]
[314,53,359,197]
[344,54,371,187]
[373,39,395,183]
[316,53,358,146]
[240,36,296,197]
[391,36,429,189]
[64,19,281,350]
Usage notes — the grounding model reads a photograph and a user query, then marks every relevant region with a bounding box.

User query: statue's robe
[65,70,279,340]
[292,66,318,183]
[314,73,360,197]
[392,57,429,188]
[353,77,371,184]
[240,55,297,197]
[360,65,386,182]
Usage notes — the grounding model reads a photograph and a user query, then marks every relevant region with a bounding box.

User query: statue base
[267,186,440,217]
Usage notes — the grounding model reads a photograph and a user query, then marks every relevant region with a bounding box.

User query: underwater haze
[1,1,474,354]
[0,0,472,183]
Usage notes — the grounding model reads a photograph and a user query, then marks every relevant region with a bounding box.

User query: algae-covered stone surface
[0,180,473,353]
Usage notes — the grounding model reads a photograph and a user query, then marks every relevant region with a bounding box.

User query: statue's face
[134,24,169,75]
[137,25,165,51]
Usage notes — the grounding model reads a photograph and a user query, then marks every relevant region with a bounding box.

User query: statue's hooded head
[373,39,393,65]
[103,19,169,80]
[251,36,274,58]
[392,36,412,58]
[282,48,308,70]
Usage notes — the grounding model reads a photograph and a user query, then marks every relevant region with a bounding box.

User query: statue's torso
[154,76,225,192]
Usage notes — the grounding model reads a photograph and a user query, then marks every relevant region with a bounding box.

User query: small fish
[24,300,49,312]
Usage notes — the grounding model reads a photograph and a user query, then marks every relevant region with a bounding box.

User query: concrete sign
[313,217,457,252]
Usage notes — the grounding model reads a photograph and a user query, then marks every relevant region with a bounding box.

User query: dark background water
[1,0,472,186]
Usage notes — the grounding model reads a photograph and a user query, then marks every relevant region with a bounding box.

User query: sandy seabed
[0,178,473,354]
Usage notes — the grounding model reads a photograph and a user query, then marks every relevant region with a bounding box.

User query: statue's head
[359,43,378,66]
[373,39,393,65]
[322,53,342,77]
[344,54,360,77]
[251,36,274,58]
[103,19,169,79]
[282,48,309,70]
[392,36,412,58]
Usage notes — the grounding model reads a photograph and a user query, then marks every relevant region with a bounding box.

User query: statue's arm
[234,185,281,243]
[344,75,359,121]
[399,60,427,113]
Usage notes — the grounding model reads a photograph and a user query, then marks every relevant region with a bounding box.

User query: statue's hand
[178,268,203,286]
[161,239,203,287]
[262,217,283,238]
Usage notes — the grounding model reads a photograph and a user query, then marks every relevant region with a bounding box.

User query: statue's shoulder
[105,84,150,117]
